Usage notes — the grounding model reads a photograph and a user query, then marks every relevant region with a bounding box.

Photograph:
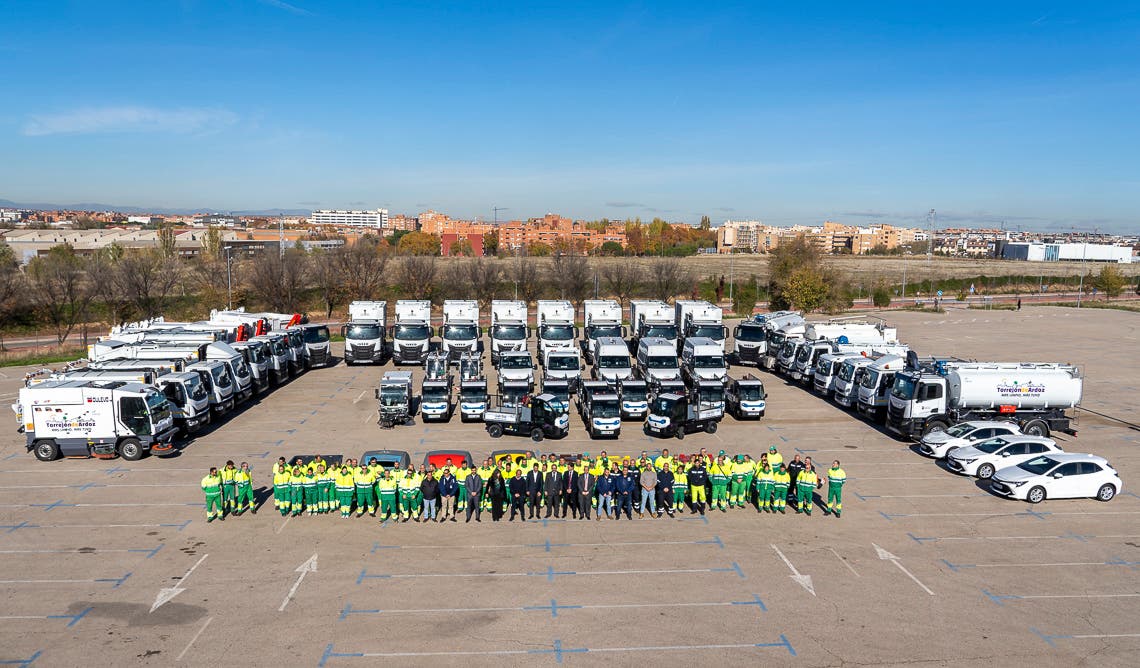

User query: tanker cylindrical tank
[947,365,1083,410]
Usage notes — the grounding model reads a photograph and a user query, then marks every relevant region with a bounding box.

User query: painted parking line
[369,536,724,553]
[0,501,203,511]
[0,572,131,588]
[356,563,746,583]
[983,589,1140,606]
[0,483,199,491]
[0,650,42,667]
[340,595,766,620]
[0,545,163,558]
[941,558,1140,572]
[879,509,1140,521]
[0,520,191,533]
[319,635,795,665]
[1030,628,1140,648]
[905,531,1140,544]
[0,607,91,627]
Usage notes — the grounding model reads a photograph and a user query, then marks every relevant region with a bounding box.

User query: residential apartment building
[309,209,389,229]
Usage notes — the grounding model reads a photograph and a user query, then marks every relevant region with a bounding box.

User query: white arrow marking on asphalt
[873,543,935,596]
[151,554,208,613]
[770,544,814,596]
[279,554,318,612]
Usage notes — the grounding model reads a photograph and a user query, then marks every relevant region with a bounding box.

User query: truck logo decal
[996,379,1045,397]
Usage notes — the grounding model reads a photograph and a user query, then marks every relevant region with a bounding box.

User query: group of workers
[200,446,847,523]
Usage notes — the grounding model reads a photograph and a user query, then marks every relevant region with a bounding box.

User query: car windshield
[589,325,622,339]
[394,325,431,340]
[1017,456,1059,476]
[304,326,330,344]
[693,355,725,368]
[891,375,917,400]
[647,355,678,369]
[598,355,629,369]
[622,387,647,402]
[738,386,764,401]
[736,326,765,342]
[644,325,676,339]
[541,325,574,341]
[594,400,619,418]
[444,324,478,340]
[692,325,723,339]
[185,375,208,402]
[651,397,675,414]
[547,356,578,370]
[500,355,531,369]
[492,324,526,341]
[974,438,1010,454]
[945,423,977,438]
[347,325,381,340]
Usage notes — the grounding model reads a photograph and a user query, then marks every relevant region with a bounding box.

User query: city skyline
[2,2,1138,233]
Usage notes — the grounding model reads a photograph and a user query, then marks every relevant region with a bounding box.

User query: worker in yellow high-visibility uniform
[772,463,791,514]
[825,460,847,518]
[766,445,783,471]
[796,464,819,516]
[477,460,495,511]
[202,467,224,522]
[233,462,255,515]
[377,469,398,521]
[398,466,422,522]
[334,465,356,518]
[219,460,237,515]
[729,455,751,508]
[353,464,376,517]
[273,464,291,516]
[756,463,775,513]
[709,455,732,511]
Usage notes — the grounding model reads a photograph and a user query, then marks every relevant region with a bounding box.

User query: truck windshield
[422,387,449,402]
[643,325,676,339]
[146,392,172,424]
[541,325,574,341]
[769,331,787,348]
[547,356,578,371]
[210,365,232,389]
[185,375,208,402]
[233,360,250,379]
[691,325,723,339]
[780,341,798,357]
[379,388,406,406]
[598,355,629,369]
[593,400,619,418]
[444,325,478,340]
[796,346,815,364]
[647,356,678,369]
[545,388,570,404]
[492,324,526,341]
[651,397,676,414]
[304,327,331,344]
[736,326,766,342]
[699,388,725,403]
[395,325,430,341]
[588,325,622,339]
[891,375,917,400]
[737,386,764,401]
[693,355,725,369]
[500,356,532,369]
[838,364,856,382]
[622,386,647,402]
[347,325,381,340]
[861,369,880,389]
[248,346,266,364]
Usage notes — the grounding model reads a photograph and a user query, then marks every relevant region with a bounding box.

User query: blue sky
[1,1,1138,232]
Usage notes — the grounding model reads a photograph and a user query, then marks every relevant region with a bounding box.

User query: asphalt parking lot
[0,304,1137,667]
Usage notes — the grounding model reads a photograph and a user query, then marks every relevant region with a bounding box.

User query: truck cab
[420,375,453,422]
[725,375,767,419]
[617,379,649,421]
[577,381,621,439]
[675,300,726,353]
[458,352,488,422]
[204,341,253,402]
[536,300,577,364]
[496,350,535,392]
[644,392,721,440]
[591,336,633,384]
[813,352,864,396]
[776,337,807,376]
[251,332,292,384]
[483,393,570,442]
[680,337,728,384]
[185,359,237,416]
[694,379,726,418]
[498,380,531,407]
[832,356,876,407]
[343,300,387,365]
[543,349,583,393]
[391,300,433,365]
[856,355,906,421]
[440,300,481,363]
[282,327,308,375]
[541,378,572,414]
[630,300,678,351]
[376,371,415,428]
[636,337,681,388]
[581,299,624,364]
[489,300,529,364]
[231,340,271,395]
[298,324,332,368]
[792,339,835,383]
[730,320,768,366]
[46,369,211,436]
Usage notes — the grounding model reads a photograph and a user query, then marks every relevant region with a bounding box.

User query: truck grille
[738,347,759,362]
[351,344,375,358]
[310,350,328,365]
[399,344,423,359]
[447,345,471,360]
[887,404,905,424]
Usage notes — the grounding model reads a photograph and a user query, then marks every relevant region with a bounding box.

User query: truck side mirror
[374,389,380,399]
[574,327,580,339]
[340,324,347,336]
[621,326,628,338]
[733,326,740,337]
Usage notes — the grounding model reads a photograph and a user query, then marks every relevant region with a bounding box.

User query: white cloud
[23,106,238,137]
[258,0,313,16]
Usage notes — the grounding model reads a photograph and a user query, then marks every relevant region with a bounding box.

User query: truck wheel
[921,420,949,437]
[119,438,144,461]
[488,424,504,438]
[675,429,685,440]
[33,439,60,462]
[1026,486,1046,504]
[1097,484,1116,502]
[1022,420,1049,437]
[530,428,544,443]
[705,421,718,434]
[976,463,996,480]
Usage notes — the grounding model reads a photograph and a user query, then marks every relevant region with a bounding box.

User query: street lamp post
[224,246,234,310]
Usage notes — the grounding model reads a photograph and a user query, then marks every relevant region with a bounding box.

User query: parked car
[990,453,1123,503]
[918,420,1021,459]
[946,435,1062,479]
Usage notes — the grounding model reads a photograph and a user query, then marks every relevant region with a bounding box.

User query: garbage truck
[581,299,624,364]
[457,351,488,422]
[391,300,432,365]
[536,300,577,364]
[675,300,726,352]
[761,314,806,371]
[887,360,1083,439]
[489,300,529,364]
[44,369,211,435]
[343,300,387,365]
[855,354,908,421]
[630,300,678,351]
[440,300,481,363]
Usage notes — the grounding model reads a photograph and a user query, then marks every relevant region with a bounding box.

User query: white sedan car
[946,435,1062,479]
[990,453,1123,504]
[918,420,1021,459]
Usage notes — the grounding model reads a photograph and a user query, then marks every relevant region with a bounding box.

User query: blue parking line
[759,635,796,657]
[794,448,816,455]
[527,539,570,552]
[370,543,400,553]
[3,453,21,460]
[939,559,974,573]
[1060,530,1093,542]
[1019,508,1051,520]
[852,491,878,501]
[907,532,936,544]
[338,603,380,621]
[95,572,132,589]
[1030,627,1071,648]
[247,451,271,459]
[0,650,42,667]
[47,607,92,628]
[69,483,104,492]
[1105,558,1140,569]
[696,535,725,549]
[522,600,582,618]
[528,639,586,663]
[104,466,130,475]
[161,520,193,531]
[535,518,568,527]
[679,514,709,524]
[356,569,390,585]
[0,521,35,534]
[710,562,746,579]
[879,511,904,520]
[529,566,577,582]
[731,594,767,612]
[275,440,285,446]
[29,501,76,512]
[981,589,1021,606]
[319,644,363,667]
[128,545,164,559]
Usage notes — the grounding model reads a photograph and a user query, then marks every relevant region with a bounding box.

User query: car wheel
[705,421,718,434]
[1097,484,1116,502]
[487,424,504,438]
[1023,420,1049,437]
[1027,486,1046,504]
[530,428,544,443]
[33,439,60,462]
[119,438,144,461]
[976,463,996,480]
[922,420,949,437]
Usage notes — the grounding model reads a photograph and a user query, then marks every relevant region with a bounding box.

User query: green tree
[202,227,224,261]
[731,275,759,316]
[482,230,500,256]
[699,215,711,231]
[872,285,892,308]
[1093,264,1126,298]
[397,231,441,256]
[0,245,25,350]
[783,266,828,312]
[526,242,553,257]
[598,241,624,256]
[449,238,474,257]
[157,225,178,259]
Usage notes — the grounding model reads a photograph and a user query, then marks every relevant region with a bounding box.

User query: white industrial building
[309,209,389,229]
[1002,242,1133,264]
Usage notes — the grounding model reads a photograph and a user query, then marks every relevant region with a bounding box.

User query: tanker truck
[886,361,1083,439]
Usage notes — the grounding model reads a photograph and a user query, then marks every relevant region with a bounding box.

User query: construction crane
[492,206,508,225]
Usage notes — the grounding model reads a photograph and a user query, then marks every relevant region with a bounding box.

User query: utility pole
[224,246,234,310]
[729,251,734,302]
[927,209,936,297]
[279,215,285,259]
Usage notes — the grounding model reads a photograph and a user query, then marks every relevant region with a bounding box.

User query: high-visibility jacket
[455,467,471,482]
[773,470,791,487]
[828,467,847,488]
[477,466,494,482]
[220,467,237,485]
[709,462,732,483]
[767,452,784,470]
[273,468,291,488]
[731,461,751,478]
[302,473,317,491]
[398,473,422,491]
[377,478,398,494]
[798,470,818,487]
[311,457,327,471]
[353,469,376,488]
[654,456,675,471]
[233,469,252,486]
[757,469,775,485]
[201,474,221,494]
[673,471,688,487]
[334,471,355,492]
[289,472,305,488]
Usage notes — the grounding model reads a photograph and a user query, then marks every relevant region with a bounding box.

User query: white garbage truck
[440,300,481,363]
[789,321,898,383]
[675,300,726,352]
[489,300,529,364]
[630,300,678,351]
[343,300,388,365]
[581,299,624,364]
[855,354,908,421]
[391,300,433,365]
[887,360,1083,439]
[536,300,577,364]
[761,313,806,371]
[49,368,211,435]
[15,380,179,461]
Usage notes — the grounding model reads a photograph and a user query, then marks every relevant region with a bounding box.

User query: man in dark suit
[525,463,544,518]
[578,467,596,520]
[508,470,528,521]
[543,463,563,518]
[563,465,579,519]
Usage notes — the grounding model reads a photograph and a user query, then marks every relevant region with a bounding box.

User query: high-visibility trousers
[235,483,254,512]
[772,483,789,510]
[379,492,397,519]
[205,493,222,519]
[336,488,354,517]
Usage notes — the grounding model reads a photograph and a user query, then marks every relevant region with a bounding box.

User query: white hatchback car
[990,453,1123,504]
[918,421,1022,459]
[946,435,1062,479]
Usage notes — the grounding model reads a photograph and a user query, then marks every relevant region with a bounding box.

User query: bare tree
[26,244,96,344]
[0,245,25,350]
[509,255,542,305]
[309,248,343,318]
[189,256,232,310]
[338,235,389,300]
[440,261,469,301]
[549,251,592,310]
[87,245,132,326]
[602,260,644,313]
[394,255,438,301]
[116,250,181,319]
[246,248,308,313]
[647,257,691,303]
[467,257,502,307]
